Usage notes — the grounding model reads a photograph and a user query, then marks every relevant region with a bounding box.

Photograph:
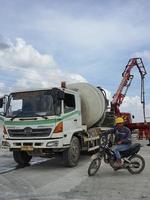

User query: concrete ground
[0,139,150,200]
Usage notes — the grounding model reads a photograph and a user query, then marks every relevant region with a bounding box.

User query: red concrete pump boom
[111,58,150,140]
[111,58,147,122]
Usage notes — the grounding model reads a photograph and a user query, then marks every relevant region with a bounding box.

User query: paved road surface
[0,140,150,200]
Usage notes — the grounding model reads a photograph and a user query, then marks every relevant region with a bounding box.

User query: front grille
[8,128,52,138]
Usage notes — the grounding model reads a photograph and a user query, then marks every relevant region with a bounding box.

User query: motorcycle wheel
[127,154,145,174]
[88,158,101,176]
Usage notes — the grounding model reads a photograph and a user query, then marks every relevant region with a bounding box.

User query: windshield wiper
[10,111,48,121]
[11,111,48,121]
[34,113,48,119]
[10,110,25,121]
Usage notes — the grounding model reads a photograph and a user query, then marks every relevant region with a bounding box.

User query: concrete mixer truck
[0,82,110,167]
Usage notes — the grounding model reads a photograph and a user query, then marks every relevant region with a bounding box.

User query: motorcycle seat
[120,143,141,158]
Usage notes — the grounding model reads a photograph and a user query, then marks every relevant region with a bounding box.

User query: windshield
[6,90,61,118]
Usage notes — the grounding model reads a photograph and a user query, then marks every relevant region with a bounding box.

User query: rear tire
[13,151,32,166]
[127,154,145,174]
[63,136,80,167]
[88,158,101,176]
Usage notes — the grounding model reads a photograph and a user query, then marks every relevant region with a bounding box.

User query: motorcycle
[88,139,145,176]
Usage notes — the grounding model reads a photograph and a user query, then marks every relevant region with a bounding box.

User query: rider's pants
[113,144,131,160]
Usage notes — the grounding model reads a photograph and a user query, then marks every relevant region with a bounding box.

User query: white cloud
[120,96,150,122]
[0,38,87,93]
[0,38,57,70]
[32,1,150,55]
[38,16,148,52]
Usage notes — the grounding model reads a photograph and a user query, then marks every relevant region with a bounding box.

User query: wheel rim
[129,157,143,173]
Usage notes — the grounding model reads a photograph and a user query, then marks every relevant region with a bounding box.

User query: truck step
[88,145,99,152]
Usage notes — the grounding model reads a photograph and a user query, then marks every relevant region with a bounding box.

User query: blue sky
[0,0,150,121]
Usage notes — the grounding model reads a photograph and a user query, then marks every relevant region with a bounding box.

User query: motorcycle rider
[111,117,132,168]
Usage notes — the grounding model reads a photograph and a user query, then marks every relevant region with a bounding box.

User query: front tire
[88,158,101,176]
[13,151,32,166]
[127,154,145,174]
[63,136,80,167]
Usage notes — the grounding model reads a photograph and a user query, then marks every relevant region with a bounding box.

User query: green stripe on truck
[4,110,80,126]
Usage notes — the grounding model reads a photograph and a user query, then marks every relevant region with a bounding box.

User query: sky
[0,0,150,122]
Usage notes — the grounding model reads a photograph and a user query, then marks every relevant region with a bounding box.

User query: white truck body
[0,82,108,166]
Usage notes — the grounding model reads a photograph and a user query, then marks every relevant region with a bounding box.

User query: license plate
[21,146,33,151]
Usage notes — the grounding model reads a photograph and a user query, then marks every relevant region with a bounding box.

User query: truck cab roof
[10,87,78,96]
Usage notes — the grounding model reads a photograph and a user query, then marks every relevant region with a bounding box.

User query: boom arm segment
[111,58,147,121]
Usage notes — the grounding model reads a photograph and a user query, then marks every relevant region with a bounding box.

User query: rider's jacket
[113,126,132,144]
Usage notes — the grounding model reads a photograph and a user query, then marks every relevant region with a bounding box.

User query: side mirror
[0,97,3,108]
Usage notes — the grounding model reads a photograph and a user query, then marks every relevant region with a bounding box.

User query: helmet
[115,117,124,124]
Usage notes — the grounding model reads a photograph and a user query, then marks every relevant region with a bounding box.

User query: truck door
[63,93,81,131]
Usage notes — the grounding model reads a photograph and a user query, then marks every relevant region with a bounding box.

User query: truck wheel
[13,151,32,166]
[63,136,80,167]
